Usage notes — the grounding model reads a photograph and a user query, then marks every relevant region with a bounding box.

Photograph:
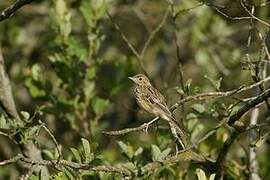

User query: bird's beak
[128,77,135,81]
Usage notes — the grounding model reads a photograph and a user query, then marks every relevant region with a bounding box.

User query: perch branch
[0,0,34,22]
[102,117,159,136]
[172,75,270,109]
[0,47,21,121]
[228,88,270,125]
[0,154,132,176]
[140,7,169,60]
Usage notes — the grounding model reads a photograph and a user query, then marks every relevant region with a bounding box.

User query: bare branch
[0,153,23,165]
[102,117,159,136]
[0,0,34,22]
[0,47,21,121]
[39,120,62,162]
[107,6,170,75]
[215,130,238,179]
[106,10,141,61]
[0,154,132,176]
[141,149,207,176]
[140,7,169,60]
[240,0,270,27]
[174,2,204,18]
[208,1,270,27]
[228,88,270,126]
[171,75,270,109]
[0,47,49,177]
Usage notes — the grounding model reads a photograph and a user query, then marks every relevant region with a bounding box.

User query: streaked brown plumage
[129,74,190,149]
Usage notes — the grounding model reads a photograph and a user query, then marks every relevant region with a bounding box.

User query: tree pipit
[129,74,191,150]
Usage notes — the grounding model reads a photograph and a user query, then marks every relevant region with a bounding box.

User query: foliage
[0,0,270,179]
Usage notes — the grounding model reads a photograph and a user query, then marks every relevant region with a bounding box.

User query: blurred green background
[0,0,270,179]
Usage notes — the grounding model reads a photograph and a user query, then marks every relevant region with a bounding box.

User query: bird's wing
[146,86,172,116]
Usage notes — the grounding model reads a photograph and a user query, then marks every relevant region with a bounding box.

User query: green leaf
[0,115,9,129]
[55,0,71,37]
[86,67,97,80]
[63,167,74,179]
[19,125,40,144]
[175,86,184,95]
[80,0,94,27]
[43,149,55,159]
[32,64,42,81]
[192,104,205,113]
[53,172,69,180]
[118,141,128,153]
[29,175,40,180]
[151,145,161,162]
[20,111,30,121]
[196,168,207,180]
[159,148,171,160]
[25,78,46,98]
[204,75,222,91]
[134,147,143,157]
[118,141,133,159]
[84,81,95,101]
[81,138,93,162]
[91,97,109,116]
[66,38,87,62]
[122,162,137,172]
[183,79,193,94]
[209,174,216,180]
[70,147,82,163]
[186,113,198,120]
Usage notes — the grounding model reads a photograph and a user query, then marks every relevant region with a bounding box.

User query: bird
[129,74,191,150]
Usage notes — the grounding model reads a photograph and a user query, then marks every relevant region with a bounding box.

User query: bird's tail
[167,114,191,150]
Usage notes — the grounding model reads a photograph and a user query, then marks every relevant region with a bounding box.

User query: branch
[0,154,132,177]
[39,120,62,162]
[0,47,21,122]
[106,10,140,60]
[102,117,159,136]
[0,0,34,22]
[215,88,270,178]
[215,130,238,179]
[141,149,207,176]
[107,6,170,74]
[240,0,270,27]
[208,1,270,27]
[140,7,169,60]
[0,47,49,177]
[228,88,270,126]
[171,75,270,110]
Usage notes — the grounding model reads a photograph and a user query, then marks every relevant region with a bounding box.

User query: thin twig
[107,6,170,75]
[141,149,207,176]
[172,75,270,109]
[0,0,34,22]
[106,11,141,60]
[0,47,21,121]
[228,88,270,125]
[102,117,159,136]
[174,2,204,18]
[209,2,270,27]
[140,7,169,61]
[215,130,238,179]
[0,154,132,176]
[240,0,270,27]
[39,120,62,162]
[211,6,251,21]
[0,154,23,165]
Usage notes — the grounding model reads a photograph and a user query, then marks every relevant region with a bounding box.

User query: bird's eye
[139,77,142,81]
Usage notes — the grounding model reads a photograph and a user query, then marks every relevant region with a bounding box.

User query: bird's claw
[144,123,150,133]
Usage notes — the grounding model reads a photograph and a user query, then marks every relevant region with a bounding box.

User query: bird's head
[129,74,151,86]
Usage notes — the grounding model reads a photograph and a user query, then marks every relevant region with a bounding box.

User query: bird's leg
[144,117,159,133]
